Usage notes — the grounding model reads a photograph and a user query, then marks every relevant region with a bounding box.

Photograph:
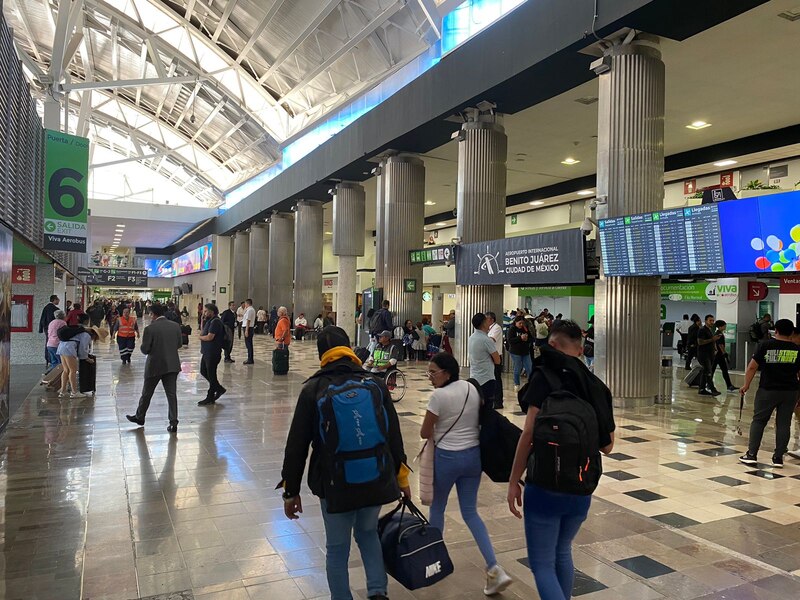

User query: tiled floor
[3,327,800,599]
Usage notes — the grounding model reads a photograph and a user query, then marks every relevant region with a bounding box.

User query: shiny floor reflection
[2,330,800,599]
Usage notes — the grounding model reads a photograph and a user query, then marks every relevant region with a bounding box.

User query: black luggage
[378,498,453,590]
[181,324,191,346]
[272,347,290,375]
[354,346,371,363]
[79,357,96,394]
[684,365,703,388]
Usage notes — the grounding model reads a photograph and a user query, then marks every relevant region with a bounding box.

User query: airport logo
[474,246,504,277]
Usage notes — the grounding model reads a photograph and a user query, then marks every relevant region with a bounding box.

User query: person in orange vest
[113,306,140,364]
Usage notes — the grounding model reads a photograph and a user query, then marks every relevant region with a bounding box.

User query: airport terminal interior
[3,1,800,599]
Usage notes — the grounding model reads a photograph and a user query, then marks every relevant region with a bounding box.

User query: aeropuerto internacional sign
[455,229,585,286]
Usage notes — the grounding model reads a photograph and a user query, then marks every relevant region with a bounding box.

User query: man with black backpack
[370,300,394,340]
[507,320,615,600]
[280,326,410,600]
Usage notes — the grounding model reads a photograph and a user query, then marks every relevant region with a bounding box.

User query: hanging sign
[747,281,768,301]
[89,268,148,288]
[44,130,89,252]
[409,245,456,266]
[456,230,585,286]
[11,266,36,284]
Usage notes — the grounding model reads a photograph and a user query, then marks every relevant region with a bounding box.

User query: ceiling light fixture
[324,231,333,235]
[435,222,448,227]
[116,224,125,228]
[561,157,580,165]
[686,120,712,130]
[713,159,737,167]
[529,201,545,206]
[577,190,594,196]
[425,200,436,206]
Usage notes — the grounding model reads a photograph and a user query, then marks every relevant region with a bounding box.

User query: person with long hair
[56,324,97,398]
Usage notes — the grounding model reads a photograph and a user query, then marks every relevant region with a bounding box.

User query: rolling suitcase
[683,365,703,388]
[41,364,63,390]
[79,357,97,394]
[272,346,290,375]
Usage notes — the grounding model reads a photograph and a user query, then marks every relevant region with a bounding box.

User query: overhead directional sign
[88,268,148,288]
[44,130,89,253]
[409,245,455,266]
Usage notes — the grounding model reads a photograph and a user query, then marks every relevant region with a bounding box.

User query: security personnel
[114,306,139,364]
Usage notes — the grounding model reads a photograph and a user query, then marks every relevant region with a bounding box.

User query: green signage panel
[661,282,714,302]
[518,285,595,298]
[44,130,89,253]
[408,245,455,266]
[404,278,417,293]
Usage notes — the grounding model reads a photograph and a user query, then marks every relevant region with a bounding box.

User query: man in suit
[39,294,60,363]
[126,302,183,433]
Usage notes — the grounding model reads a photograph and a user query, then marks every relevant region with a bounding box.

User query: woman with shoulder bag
[420,353,513,596]
[507,315,534,393]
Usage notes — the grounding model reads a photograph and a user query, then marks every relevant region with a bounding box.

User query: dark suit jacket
[141,317,183,378]
[39,302,58,334]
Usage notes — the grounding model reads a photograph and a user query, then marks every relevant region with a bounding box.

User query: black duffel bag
[479,404,522,482]
[378,498,453,590]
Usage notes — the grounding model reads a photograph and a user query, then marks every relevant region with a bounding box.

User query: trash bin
[657,356,673,404]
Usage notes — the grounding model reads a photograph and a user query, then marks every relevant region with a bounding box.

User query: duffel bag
[378,498,453,590]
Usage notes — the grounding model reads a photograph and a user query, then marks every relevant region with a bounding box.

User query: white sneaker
[513,385,520,393]
[484,565,512,596]
[70,392,86,399]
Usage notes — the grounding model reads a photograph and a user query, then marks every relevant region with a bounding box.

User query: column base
[612,395,657,409]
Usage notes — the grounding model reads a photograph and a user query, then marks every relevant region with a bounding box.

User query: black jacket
[220,309,236,330]
[507,322,533,355]
[39,302,59,334]
[370,308,393,335]
[687,322,700,348]
[281,358,407,498]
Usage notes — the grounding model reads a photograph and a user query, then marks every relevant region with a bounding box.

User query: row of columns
[226,33,664,406]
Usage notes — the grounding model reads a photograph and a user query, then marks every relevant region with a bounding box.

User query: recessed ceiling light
[324,231,332,235]
[561,157,580,165]
[529,201,545,206]
[116,224,125,228]
[713,159,737,167]
[686,120,712,130]
[577,190,594,196]
[425,200,436,206]
[435,222,448,227]
[574,96,598,105]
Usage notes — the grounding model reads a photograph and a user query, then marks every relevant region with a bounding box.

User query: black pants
[135,372,179,426]
[685,345,697,370]
[697,354,716,392]
[748,388,797,457]
[481,379,498,408]
[244,332,254,362]
[494,362,504,405]
[224,338,233,360]
[237,322,242,338]
[712,353,734,388]
[200,352,223,399]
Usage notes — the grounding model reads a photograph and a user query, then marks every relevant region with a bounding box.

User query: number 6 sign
[43,130,89,253]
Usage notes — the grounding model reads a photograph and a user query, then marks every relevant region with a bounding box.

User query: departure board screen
[598,191,800,276]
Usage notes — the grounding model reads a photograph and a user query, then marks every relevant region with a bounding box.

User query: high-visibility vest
[118,316,136,337]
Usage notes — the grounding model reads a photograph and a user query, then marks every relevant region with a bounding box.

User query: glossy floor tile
[3,326,800,599]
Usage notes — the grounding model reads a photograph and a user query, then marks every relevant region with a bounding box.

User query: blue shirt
[56,331,91,359]
[468,330,497,385]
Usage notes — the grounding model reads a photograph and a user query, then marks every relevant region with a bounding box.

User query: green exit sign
[511,214,518,225]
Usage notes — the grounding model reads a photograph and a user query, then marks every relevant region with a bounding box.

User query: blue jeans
[320,500,387,600]
[524,484,591,600]
[429,445,496,568]
[46,347,60,372]
[511,352,533,386]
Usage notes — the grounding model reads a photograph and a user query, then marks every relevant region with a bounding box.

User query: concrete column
[268,213,295,312]
[383,155,425,326]
[374,161,386,290]
[213,235,232,307]
[454,111,507,366]
[248,223,269,309]
[332,182,366,344]
[232,231,250,303]
[294,200,324,320]
[431,285,443,329]
[593,36,665,407]
[43,96,61,131]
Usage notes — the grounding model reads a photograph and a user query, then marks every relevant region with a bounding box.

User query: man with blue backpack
[280,326,411,600]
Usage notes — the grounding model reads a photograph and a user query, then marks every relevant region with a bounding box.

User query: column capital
[295,199,323,209]
[385,154,424,167]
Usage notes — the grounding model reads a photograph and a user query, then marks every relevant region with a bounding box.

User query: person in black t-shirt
[198,303,226,406]
[740,319,800,468]
[684,314,701,370]
[220,301,237,363]
[696,314,721,396]
[711,320,737,392]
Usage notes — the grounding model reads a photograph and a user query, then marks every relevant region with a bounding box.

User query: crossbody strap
[435,384,470,446]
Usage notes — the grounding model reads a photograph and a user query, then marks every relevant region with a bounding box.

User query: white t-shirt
[427,380,481,452]
[257,309,267,322]
[242,306,256,328]
[488,322,503,356]
[236,307,244,322]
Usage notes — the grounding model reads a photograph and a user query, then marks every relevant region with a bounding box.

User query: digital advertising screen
[144,242,213,278]
[598,190,800,277]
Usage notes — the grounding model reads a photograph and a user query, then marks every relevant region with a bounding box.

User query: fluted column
[374,160,386,290]
[430,285,443,329]
[383,155,425,326]
[232,230,250,304]
[332,182,366,344]
[294,200,324,320]
[594,36,665,407]
[248,223,269,309]
[267,213,295,312]
[455,112,507,366]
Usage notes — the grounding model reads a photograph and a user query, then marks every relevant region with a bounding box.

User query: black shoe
[698,389,713,396]
[243,360,254,365]
[224,358,234,363]
[197,398,216,406]
[739,452,758,465]
[167,424,178,433]
[727,386,738,392]
[368,595,389,600]
[215,387,227,400]
[710,388,721,396]
[126,414,144,426]
[493,402,504,409]
[772,455,784,468]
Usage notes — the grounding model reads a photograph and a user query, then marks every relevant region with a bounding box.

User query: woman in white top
[56,326,96,398]
[420,353,512,596]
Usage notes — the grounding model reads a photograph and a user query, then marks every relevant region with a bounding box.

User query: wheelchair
[384,368,407,403]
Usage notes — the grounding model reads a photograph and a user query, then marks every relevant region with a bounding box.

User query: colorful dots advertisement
[144,243,212,278]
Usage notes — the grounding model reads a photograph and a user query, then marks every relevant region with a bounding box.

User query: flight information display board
[598,190,800,276]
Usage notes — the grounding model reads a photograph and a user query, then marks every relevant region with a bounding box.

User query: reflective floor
[3,328,800,599]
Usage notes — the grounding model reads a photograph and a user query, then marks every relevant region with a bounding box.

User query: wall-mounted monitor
[144,242,213,278]
[598,191,800,277]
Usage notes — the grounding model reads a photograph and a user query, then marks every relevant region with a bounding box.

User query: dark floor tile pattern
[624,489,667,502]
[652,512,702,528]
[662,461,698,471]
[621,425,646,431]
[603,470,639,481]
[694,447,740,457]
[606,452,635,461]
[517,560,606,596]
[621,436,650,443]
[708,475,749,486]
[723,499,769,514]
[746,470,785,480]
[615,555,675,578]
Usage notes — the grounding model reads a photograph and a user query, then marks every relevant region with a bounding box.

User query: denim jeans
[511,352,533,386]
[46,346,60,371]
[429,445,497,569]
[320,500,387,600]
[524,483,591,600]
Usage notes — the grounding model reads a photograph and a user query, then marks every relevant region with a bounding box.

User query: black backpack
[316,372,400,513]
[749,321,763,342]
[57,325,85,342]
[526,367,601,495]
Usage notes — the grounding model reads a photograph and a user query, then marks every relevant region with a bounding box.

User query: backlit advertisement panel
[144,243,212,278]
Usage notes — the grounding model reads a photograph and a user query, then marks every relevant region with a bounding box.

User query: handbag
[378,498,454,590]
[415,385,470,506]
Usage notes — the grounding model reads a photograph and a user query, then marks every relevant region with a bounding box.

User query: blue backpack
[317,373,400,513]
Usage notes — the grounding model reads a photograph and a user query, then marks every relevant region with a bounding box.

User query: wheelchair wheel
[385,370,406,403]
